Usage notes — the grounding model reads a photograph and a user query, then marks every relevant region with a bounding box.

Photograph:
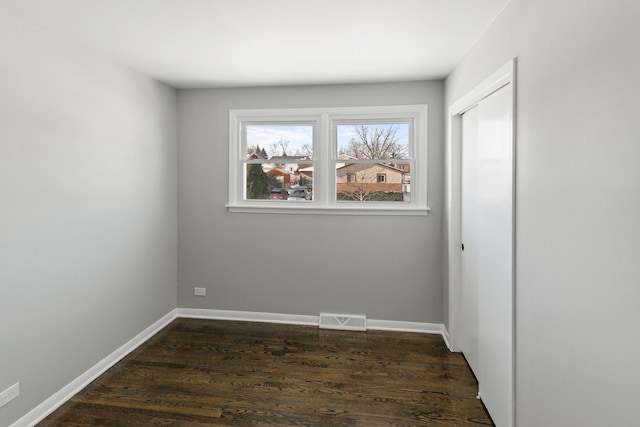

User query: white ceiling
[0,0,510,89]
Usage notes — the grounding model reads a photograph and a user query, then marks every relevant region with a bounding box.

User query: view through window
[244,124,314,201]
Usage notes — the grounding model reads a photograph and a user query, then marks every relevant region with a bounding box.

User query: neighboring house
[264,167,291,188]
[266,155,312,188]
[298,166,314,187]
[401,173,410,198]
[336,162,406,196]
[299,159,409,199]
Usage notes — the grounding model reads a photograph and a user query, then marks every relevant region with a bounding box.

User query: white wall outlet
[0,383,19,408]
[194,287,206,296]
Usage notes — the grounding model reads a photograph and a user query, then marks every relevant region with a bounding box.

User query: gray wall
[445,0,640,425]
[178,82,444,323]
[0,13,177,426]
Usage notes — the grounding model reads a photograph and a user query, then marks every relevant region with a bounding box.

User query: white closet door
[461,83,514,427]
[460,106,480,377]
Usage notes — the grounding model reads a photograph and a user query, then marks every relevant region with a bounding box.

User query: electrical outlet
[0,383,19,408]
[194,287,206,296]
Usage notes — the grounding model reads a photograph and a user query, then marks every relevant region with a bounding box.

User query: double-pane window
[228,105,428,215]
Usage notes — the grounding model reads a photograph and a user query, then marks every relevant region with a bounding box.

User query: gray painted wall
[445,0,640,425]
[0,13,177,426]
[177,82,444,323]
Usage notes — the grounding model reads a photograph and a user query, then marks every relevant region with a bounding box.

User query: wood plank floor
[39,318,494,426]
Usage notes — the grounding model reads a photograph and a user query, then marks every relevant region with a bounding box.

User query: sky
[245,122,410,158]
[336,123,409,157]
[246,124,313,157]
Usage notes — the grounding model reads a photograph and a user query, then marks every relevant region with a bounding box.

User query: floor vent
[319,313,366,331]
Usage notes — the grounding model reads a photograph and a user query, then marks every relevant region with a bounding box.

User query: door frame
[446,58,516,425]
[446,58,516,351]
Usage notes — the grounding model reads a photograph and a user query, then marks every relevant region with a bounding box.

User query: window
[243,123,314,201]
[228,105,429,215]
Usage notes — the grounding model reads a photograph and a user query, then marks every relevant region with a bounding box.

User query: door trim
[446,59,517,426]
[446,58,516,352]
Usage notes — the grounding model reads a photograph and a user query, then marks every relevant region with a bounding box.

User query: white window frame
[227,105,429,216]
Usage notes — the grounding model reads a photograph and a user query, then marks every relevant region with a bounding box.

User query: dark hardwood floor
[39,318,493,426]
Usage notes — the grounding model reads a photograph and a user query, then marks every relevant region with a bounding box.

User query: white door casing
[448,59,516,427]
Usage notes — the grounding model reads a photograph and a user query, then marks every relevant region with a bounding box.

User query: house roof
[265,168,289,176]
[336,163,408,173]
[269,155,311,163]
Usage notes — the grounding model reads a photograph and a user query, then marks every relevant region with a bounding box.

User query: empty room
[1,0,638,426]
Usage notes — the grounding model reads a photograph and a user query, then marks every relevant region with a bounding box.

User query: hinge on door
[461,243,465,251]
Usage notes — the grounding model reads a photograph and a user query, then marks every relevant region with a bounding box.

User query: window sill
[226,204,430,216]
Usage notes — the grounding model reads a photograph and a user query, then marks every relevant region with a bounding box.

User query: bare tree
[268,139,290,157]
[296,143,312,157]
[340,125,407,159]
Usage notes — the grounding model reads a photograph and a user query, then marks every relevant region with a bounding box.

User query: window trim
[228,105,430,216]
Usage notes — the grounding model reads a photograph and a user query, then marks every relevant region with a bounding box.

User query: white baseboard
[441,327,452,351]
[11,309,178,427]
[367,318,444,334]
[177,308,319,326]
[177,308,446,339]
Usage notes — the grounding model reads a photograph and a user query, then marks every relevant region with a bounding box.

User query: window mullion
[317,113,331,207]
